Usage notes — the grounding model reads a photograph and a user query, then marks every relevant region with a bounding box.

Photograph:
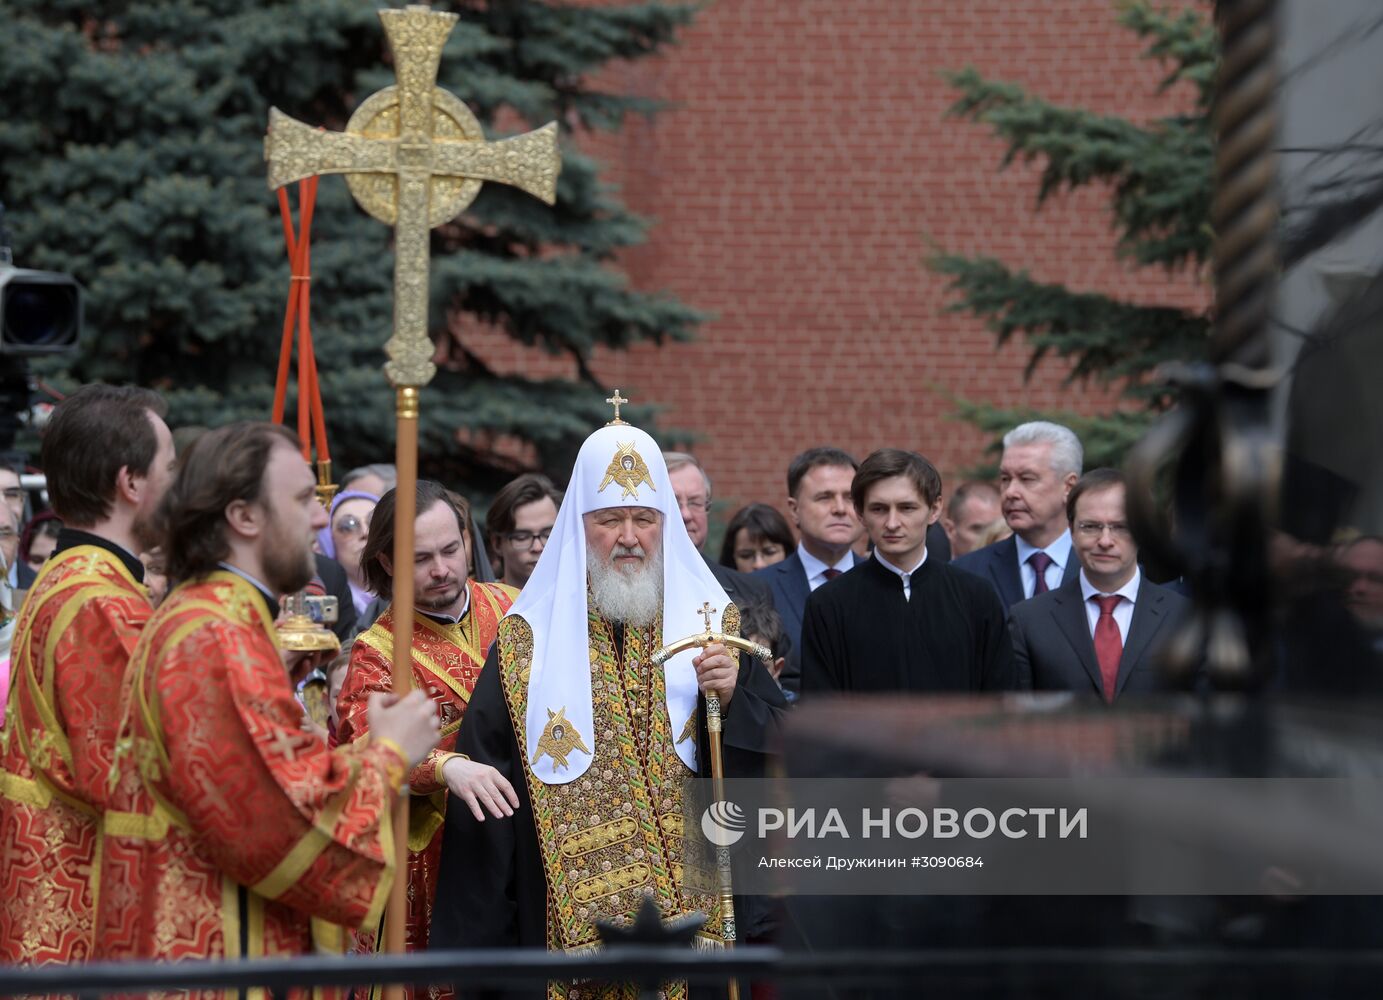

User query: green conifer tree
[0,0,702,489]
[930,1,1215,468]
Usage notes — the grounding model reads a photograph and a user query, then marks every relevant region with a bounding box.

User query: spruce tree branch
[572,350,604,391]
[942,66,1212,268]
[5,0,707,482]
[933,2,1212,463]
[930,253,1208,387]
[1116,0,1219,107]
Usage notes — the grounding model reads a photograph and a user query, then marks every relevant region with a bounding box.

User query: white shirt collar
[1014,529,1073,569]
[873,548,927,579]
[798,541,854,581]
[1079,565,1141,605]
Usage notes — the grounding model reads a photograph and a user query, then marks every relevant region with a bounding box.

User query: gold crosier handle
[652,608,771,1000]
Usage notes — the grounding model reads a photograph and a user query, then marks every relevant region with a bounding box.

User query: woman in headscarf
[316,489,380,618]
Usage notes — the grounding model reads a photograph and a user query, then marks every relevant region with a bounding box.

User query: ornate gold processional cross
[265,5,558,387]
[262,5,561,980]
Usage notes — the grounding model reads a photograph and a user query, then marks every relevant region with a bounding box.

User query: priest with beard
[431,412,786,998]
[98,423,441,964]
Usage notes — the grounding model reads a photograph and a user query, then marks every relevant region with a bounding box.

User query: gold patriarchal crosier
[262,7,561,988]
[651,603,771,1000]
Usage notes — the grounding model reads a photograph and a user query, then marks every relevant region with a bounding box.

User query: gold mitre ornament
[597,442,655,501]
[592,389,655,500]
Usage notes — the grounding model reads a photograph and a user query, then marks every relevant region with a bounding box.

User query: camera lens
[3,281,79,349]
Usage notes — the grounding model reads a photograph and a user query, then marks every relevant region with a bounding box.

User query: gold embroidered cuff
[429,750,471,791]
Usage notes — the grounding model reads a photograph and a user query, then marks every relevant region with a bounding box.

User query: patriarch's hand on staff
[443,757,521,822]
[692,642,737,710]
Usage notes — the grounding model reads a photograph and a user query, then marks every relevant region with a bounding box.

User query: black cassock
[430,624,787,981]
[791,557,1021,1000]
[799,555,1020,693]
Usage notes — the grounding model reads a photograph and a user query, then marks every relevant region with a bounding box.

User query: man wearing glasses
[664,451,771,612]
[1008,468,1190,700]
[485,473,561,591]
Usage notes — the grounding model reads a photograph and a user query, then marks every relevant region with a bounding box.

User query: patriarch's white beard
[587,540,664,627]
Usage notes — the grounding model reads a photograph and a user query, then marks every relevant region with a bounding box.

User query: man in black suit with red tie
[1008,467,1190,699]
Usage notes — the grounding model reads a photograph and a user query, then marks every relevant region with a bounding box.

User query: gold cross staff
[262,7,561,989]
[605,388,629,426]
[264,4,560,388]
[699,601,718,632]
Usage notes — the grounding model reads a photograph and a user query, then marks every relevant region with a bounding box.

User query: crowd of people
[0,384,1380,999]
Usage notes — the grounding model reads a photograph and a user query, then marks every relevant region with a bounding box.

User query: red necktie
[1028,551,1053,595]
[1092,594,1123,703]
[822,568,842,581]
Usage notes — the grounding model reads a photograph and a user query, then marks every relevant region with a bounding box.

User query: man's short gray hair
[1002,421,1083,477]
[662,451,712,497]
[342,463,398,492]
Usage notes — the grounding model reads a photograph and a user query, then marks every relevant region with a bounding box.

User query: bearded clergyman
[430,413,786,999]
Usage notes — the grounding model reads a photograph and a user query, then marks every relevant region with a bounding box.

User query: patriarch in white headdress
[509,413,739,784]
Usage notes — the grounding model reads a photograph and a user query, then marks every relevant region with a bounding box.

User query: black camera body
[0,264,82,356]
[0,263,83,454]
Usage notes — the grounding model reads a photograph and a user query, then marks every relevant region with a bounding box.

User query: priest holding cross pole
[264,3,560,989]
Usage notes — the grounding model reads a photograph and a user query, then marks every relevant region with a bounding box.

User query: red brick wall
[467,0,1207,519]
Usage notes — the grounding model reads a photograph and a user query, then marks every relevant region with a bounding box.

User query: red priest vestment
[0,538,152,965]
[99,570,407,976]
[334,580,516,953]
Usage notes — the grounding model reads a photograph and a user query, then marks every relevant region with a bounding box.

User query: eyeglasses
[676,495,712,514]
[505,528,552,549]
[1075,521,1132,539]
[334,514,369,536]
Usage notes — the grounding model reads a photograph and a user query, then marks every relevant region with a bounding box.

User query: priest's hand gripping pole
[264,7,560,997]
[653,605,771,1000]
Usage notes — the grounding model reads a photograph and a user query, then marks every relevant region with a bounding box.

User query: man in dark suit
[1009,468,1190,699]
[664,452,771,611]
[953,421,1083,608]
[752,447,865,692]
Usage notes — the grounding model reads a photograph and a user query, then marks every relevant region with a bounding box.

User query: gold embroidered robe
[333,580,515,954]
[0,543,152,965]
[436,605,755,1000]
[98,571,407,989]
[499,609,727,962]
